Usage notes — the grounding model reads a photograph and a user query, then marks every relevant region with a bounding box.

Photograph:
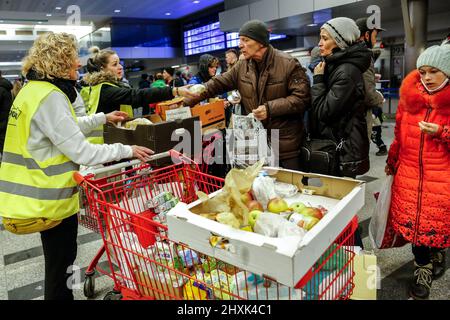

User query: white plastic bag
[277,219,306,239]
[274,181,299,198]
[369,176,393,249]
[253,213,285,237]
[252,176,278,210]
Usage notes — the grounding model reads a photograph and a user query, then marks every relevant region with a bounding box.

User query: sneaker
[430,249,447,279]
[376,146,388,156]
[409,262,433,300]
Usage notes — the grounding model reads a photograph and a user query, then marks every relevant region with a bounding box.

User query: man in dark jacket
[0,71,13,160]
[187,20,311,170]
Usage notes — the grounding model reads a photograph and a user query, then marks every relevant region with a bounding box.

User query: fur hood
[82,70,120,87]
[400,70,450,115]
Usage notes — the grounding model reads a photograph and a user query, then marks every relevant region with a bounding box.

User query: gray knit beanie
[239,20,270,47]
[417,44,450,77]
[321,17,360,50]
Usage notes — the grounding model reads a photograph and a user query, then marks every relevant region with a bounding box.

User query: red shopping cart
[75,151,357,300]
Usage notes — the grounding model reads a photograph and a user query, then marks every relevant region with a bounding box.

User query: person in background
[12,79,23,100]
[356,17,388,156]
[151,73,167,88]
[385,43,450,300]
[176,70,187,86]
[138,73,151,89]
[225,48,239,71]
[81,47,197,142]
[189,54,220,85]
[0,32,155,300]
[307,47,322,84]
[186,20,311,171]
[0,70,13,162]
[163,67,184,88]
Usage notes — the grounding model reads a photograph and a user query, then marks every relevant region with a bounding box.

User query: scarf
[26,69,77,103]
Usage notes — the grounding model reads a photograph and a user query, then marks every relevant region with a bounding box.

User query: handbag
[3,217,62,235]
[369,176,408,249]
[300,137,339,175]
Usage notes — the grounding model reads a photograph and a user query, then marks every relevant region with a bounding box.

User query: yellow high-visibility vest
[81,82,134,144]
[0,81,79,221]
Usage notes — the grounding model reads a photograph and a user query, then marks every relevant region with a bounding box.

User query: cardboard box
[156,97,184,121]
[167,169,365,288]
[103,114,201,165]
[191,100,226,133]
[165,107,192,121]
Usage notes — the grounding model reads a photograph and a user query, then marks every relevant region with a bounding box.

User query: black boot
[430,249,447,279]
[376,145,388,156]
[409,262,433,300]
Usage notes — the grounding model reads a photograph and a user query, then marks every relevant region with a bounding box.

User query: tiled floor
[0,121,449,300]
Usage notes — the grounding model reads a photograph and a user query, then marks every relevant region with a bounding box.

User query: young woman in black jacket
[310,17,372,178]
[81,46,196,116]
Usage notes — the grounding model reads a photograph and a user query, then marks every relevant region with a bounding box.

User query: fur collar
[400,70,450,115]
[82,70,120,87]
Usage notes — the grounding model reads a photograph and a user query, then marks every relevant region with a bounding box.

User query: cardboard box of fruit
[167,166,365,288]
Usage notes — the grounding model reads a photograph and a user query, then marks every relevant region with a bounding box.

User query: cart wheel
[83,275,95,298]
[103,291,122,300]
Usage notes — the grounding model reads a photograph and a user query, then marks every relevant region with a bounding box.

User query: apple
[289,213,320,231]
[267,197,289,214]
[248,210,263,228]
[240,191,253,206]
[303,216,320,231]
[247,200,264,212]
[290,202,306,214]
[300,207,323,220]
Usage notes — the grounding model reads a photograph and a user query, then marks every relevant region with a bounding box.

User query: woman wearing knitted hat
[385,43,450,300]
[310,17,372,178]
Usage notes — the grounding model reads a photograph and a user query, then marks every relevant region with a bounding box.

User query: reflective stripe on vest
[81,82,134,144]
[0,81,79,221]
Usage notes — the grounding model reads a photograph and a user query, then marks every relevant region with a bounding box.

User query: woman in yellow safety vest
[0,32,158,300]
[81,46,195,143]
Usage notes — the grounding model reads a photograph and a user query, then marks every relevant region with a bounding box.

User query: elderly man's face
[239,36,264,60]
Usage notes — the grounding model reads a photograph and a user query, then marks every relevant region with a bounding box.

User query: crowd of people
[0,15,448,301]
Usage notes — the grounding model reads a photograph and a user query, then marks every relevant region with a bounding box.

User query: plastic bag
[369,176,407,249]
[369,176,393,248]
[253,213,285,237]
[274,181,299,198]
[192,161,264,227]
[124,118,153,130]
[277,219,306,239]
[252,176,278,210]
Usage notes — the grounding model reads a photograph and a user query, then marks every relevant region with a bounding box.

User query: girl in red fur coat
[385,43,450,300]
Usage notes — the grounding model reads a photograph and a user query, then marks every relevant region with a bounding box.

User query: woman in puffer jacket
[386,43,450,300]
[310,17,371,178]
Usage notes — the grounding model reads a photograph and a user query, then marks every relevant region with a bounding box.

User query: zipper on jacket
[413,107,433,244]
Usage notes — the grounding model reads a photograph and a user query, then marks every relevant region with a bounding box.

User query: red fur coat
[387,70,450,248]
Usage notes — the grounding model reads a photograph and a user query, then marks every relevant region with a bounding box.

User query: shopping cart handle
[75,151,172,178]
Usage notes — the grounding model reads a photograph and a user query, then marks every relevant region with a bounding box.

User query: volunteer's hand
[131,145,155,162]
[314,61,326,75]
[253,105,268,121]
[419,121,440,136]
[106,111,129,124]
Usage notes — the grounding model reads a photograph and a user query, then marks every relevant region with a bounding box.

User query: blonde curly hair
[22,32,78,80]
